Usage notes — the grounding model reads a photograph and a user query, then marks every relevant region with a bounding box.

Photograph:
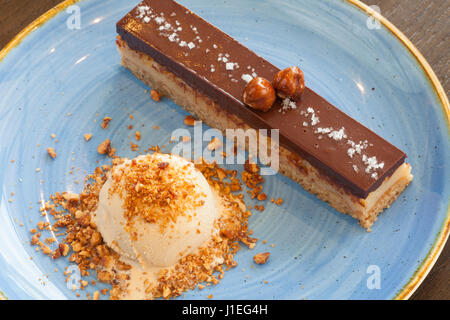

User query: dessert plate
[0,0,448,300]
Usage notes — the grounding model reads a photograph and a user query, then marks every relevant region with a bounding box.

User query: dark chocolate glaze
[117,0,407,199]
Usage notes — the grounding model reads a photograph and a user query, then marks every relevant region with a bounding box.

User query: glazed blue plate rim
[0,0,448,300]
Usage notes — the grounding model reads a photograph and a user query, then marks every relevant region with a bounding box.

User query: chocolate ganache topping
[117,0,407,198]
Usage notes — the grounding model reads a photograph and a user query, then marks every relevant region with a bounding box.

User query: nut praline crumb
[253,252,270,264]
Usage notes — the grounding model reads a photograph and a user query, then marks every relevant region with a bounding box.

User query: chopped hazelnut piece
[253,252,270,265]
[135,131,141,141]
[184,115,196,126]
[97,270,113,283]
[150,89,162,101]
[39,241,52,255]
[273,198,284,205]
[37,221,46,230]
[157,161,169,170]
[90,231,102,247]
[84,133,92,141]
[101,117,112,129]
[207,137,222,151]
[257,193,267,201]
[63,193,80,202]
[31,233,41,245]
[97,139,111,155]
[47,147,56,159]
[244,160,260,174]
[59,243,70,257]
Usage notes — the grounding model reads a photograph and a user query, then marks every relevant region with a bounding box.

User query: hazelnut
[242,77,276,112]
[272,66,305,101]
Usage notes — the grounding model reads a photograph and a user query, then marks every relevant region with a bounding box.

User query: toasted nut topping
[31,142,264,299]
[184,115,196,126]
[150,89,162,101]
[84,133,92,141]
[31,233,41,245]
[52,247,61,259]
[257,193,267,201]
[253,252,270,264]
[47,147,56,159]
[63,193,80,202]
[101,117,112,129]
[272,66,305,101]
[59,243,70,256]
[157,162,169,170]
[97,270,113,283]
[207,137,222,151]
[244,159,260,174]
[97,139,111,155]
[271,197,284,205]
[242,77,276,112]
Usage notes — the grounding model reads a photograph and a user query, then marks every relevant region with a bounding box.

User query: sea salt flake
[328,127,346,141]
[362,155,384,175]
[226,62,234,70]
[347,148,356,158]
[311,114,320,126]
[281,98,297,113]
[155,17,165,25]
[241,74,253,83]
[316,127,332,134]
[168,33,177,42]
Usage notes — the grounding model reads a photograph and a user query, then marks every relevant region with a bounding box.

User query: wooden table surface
[0,0,448,300]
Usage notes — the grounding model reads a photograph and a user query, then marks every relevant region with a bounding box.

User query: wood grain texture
[361,0,449,99]
[0,0,448,300]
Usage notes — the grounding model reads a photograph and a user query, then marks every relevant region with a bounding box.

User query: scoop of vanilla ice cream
[93,153,218,268]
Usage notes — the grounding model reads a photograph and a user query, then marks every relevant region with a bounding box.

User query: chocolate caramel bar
[116,0,412,230]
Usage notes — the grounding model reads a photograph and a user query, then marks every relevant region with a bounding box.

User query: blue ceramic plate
[0,0,448,300]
